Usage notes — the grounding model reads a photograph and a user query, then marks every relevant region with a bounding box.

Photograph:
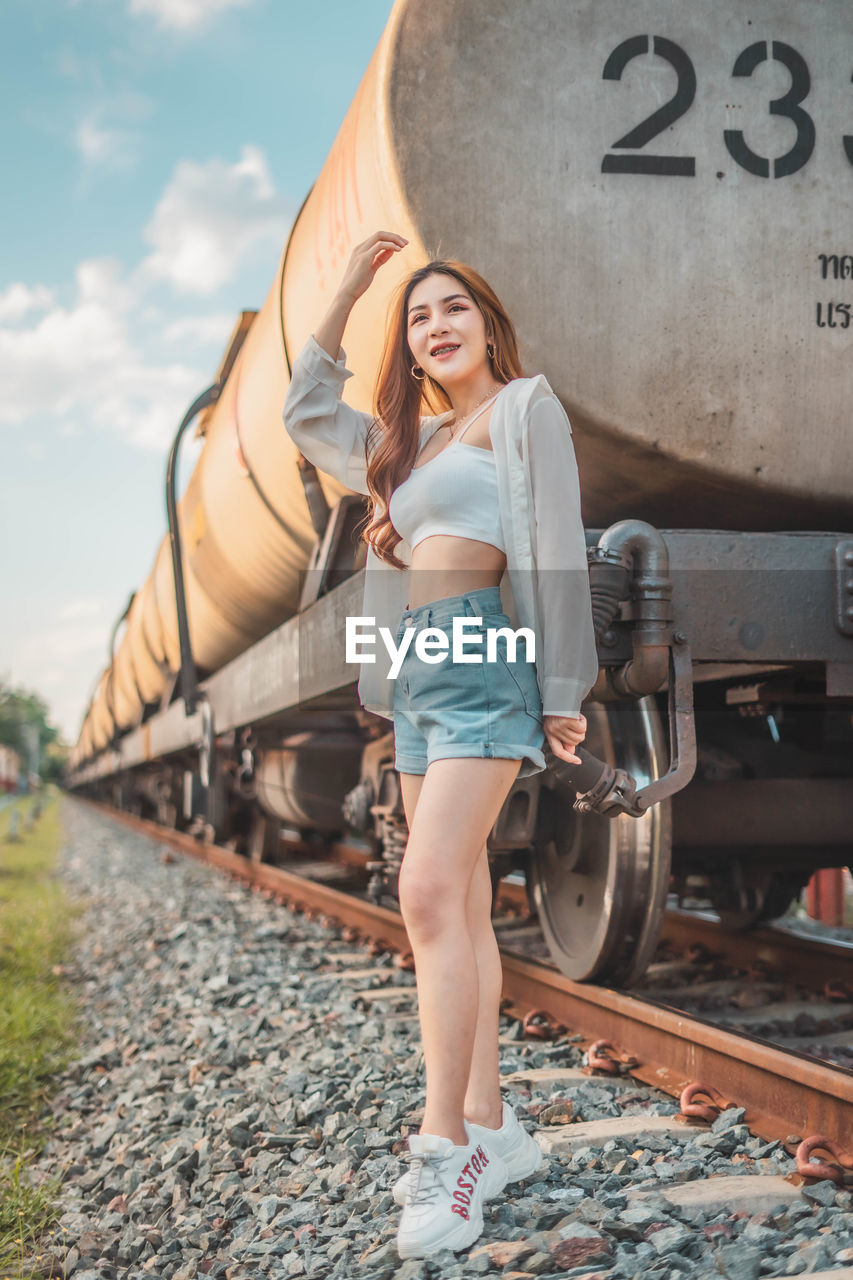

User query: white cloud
[44,620,113,663]
[72,94,152,171]
[0,146,290,454]
[141,145,290,295]
[58,598,111,623]
[129,0,254,31]
[6,610,116,742]
[163,313,235,347]
[0,283,55,323]
[0,257,205,451]
[75,114,133,168]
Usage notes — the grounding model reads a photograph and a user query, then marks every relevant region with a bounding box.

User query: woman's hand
[337,231,409,305]
[543,713,587,766]
[314,232,409,359]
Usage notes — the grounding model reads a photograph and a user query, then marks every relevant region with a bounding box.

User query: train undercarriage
[68,506,853,988]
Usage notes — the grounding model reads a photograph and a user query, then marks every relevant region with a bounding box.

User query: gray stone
[690,1124,750,1155]
[711,1107,747,1133]
[460,1254,492,1274]
[803,1179,839,1206]
[524,1253,555,1276]
[620,1204,672,1228]
[393,1262,427,1280]
[715,1242,762,1280]
[25,801,853,1280]
[741,1221,780,1246]
[356,1240,397,1270]
[648,1224,691,1255]
[789,1240,833,1273]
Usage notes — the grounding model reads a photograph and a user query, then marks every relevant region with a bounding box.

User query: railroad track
[83,799,853,1179]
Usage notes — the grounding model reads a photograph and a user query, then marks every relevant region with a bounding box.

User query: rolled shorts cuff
[394,741,547,779]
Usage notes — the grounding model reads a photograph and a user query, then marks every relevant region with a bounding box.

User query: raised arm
[283,232,408,496]
[313,231,409,359]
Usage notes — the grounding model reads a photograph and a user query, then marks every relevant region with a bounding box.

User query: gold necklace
[447,385,502,438]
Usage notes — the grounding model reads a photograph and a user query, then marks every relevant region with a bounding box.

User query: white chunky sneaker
[393,1102,542,1206]
[395,1130,507,1260]
[467,1101,547,1182]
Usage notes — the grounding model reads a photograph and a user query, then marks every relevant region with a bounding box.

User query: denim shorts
[392,585,547,779]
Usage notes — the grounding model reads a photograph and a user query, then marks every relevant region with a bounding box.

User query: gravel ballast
[25,800,853,1279]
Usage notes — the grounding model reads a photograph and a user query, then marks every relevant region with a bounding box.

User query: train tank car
[68,0,853,987]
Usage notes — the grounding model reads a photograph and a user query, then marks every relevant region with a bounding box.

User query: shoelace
[400,1149,452,1206]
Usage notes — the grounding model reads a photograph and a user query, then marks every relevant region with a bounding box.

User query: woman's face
[406,272,490,389]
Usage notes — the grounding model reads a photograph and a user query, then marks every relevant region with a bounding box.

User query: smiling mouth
[430,344,460,358]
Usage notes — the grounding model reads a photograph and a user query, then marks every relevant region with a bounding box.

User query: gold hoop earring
[411,364,425,381]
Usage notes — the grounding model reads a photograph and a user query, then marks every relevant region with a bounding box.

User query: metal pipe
[165,384,221,715]
[588,520,673,697]
[105,592,136,740]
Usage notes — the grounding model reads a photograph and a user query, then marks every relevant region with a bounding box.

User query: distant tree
[0,679,65,780]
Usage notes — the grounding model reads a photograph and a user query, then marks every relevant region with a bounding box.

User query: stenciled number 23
[601,35,853,178]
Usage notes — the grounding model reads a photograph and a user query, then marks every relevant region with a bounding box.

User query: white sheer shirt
[282,335,599,722]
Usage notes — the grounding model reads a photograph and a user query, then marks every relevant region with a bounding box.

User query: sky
[0,0,394,744]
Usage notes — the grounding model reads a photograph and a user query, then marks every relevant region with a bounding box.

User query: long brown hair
[358,260,524,569]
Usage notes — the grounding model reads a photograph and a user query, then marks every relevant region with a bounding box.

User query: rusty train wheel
[528,697,672,987]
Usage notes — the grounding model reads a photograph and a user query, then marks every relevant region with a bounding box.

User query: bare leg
[461,846,504,1129]
[399,777,506,1132]
[397,757,521,1145]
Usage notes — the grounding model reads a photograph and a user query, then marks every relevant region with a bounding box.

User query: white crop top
[388,393,507,553]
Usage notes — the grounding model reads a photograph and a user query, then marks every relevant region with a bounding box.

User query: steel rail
[81,800,853,1152]
[497,950,853,1148]
[657,907,853,988]
[493,880,853,992]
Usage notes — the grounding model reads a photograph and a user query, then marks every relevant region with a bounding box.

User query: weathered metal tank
[77,0,853,759]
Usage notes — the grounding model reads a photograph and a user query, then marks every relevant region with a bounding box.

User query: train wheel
[711,867,805,930]
[529,697,672,987]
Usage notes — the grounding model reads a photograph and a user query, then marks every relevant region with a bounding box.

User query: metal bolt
[847,577,853,594]
[600,630,617,648]
[847,605,853,621]
[845,549,853,567]
[673,630,688,644]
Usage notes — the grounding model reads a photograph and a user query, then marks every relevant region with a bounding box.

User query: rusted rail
[82,800,853,1152]
[658,908,853,988]
[498,950,853,1148]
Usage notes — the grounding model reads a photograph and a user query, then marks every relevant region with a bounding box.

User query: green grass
[0,793,83,1278]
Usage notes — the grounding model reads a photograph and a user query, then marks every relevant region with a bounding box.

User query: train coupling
[545,742,643,817]
[547,634,697,818]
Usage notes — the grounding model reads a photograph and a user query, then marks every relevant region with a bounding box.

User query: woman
[283,231,598,1259]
